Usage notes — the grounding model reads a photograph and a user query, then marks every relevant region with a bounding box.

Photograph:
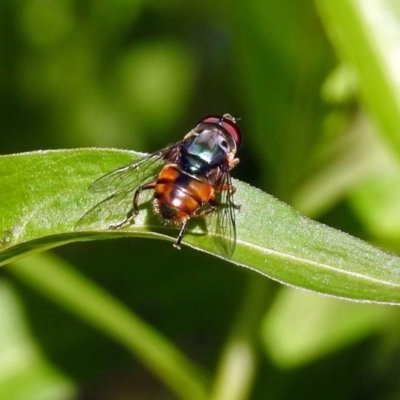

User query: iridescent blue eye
[198,114,242,148]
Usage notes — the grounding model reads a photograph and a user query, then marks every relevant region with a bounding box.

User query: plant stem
[210,275,273,400]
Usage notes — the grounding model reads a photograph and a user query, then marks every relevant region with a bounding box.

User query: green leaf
[261,287,393,368]
[1,149,400,304]
[317,0,400,157]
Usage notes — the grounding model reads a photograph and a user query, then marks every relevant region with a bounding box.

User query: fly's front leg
[109,182,156,230]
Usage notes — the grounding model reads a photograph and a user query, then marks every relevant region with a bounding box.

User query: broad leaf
[1,149,400,303]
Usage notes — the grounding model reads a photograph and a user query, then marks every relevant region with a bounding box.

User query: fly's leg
[109,182,156,230]
[195,198,217,218]
[173,219,188,250]
[173,199,218,250]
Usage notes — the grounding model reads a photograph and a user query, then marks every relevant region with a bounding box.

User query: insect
[78,114,242,257]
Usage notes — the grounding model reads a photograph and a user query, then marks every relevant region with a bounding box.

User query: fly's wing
[76,143,181,229]
[205,169,238,258]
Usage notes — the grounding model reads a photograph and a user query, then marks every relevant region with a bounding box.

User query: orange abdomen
[154,165,213,221]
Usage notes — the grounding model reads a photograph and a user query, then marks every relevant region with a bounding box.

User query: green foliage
[1,0,400,399]
[2,149,400,304]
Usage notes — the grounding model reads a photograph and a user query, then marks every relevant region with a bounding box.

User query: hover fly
[77,114,242,257]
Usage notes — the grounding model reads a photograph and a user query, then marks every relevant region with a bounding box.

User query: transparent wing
[76,185,147,228]
[76,144,180,228]
[205,170,238,258]
[89,144,180,194]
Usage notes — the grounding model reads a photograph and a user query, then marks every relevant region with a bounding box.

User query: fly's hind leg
[173,199,218,250]
[173,219,189,250]
[109,182,156,230]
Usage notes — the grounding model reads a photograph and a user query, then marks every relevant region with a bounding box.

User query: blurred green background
[2,0,400,399]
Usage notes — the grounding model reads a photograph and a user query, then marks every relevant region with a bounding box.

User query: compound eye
[198,114,242,148]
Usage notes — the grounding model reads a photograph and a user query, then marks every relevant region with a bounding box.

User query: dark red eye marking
[198,114,242,149]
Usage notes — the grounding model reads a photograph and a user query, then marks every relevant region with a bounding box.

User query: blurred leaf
[20,0,75,49]
[321,63,358,104]
[261,287,392,368]
[210,277,271,400]
[292,112,382,217]
[349,133,400,243]
[229,0,334,198]
[317,0,400,157]
[0,279,76,400]
[1,149,400,303]
[10,252,209,400]
[114,41,197,133]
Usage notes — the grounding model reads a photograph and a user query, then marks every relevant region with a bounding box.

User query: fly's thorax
[181,127,236,175]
